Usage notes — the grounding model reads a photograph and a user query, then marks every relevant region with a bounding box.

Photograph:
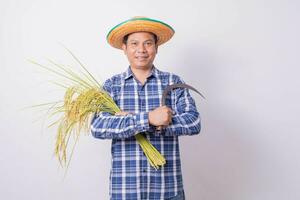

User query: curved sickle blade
[161,83,205,106]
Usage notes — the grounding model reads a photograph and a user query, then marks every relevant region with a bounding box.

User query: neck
[130,65,153,85]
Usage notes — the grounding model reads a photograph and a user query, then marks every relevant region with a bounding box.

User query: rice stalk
[30,48,166,171]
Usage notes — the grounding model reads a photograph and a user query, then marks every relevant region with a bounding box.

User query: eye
[145,41,154,46]
[129,41,138,47]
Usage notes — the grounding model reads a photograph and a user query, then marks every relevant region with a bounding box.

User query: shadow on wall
[177,43,259,200]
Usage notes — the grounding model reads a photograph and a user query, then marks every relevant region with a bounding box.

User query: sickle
[157,83,205,131]
[161,83,205,106]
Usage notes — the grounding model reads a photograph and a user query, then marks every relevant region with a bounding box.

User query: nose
[137,43,146,53]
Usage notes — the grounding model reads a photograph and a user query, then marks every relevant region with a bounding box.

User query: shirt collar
[123,65,159,80]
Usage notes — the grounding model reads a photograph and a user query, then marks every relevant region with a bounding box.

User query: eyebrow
[128,39,155,43]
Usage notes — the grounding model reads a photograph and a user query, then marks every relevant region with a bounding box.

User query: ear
[122,43,127,55]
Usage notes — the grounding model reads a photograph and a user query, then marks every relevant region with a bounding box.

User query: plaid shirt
[91,66,201,200]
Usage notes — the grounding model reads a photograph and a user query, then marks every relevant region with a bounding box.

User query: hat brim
[107,17,175,49]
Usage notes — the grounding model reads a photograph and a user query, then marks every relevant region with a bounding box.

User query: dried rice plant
[30,47,165,171]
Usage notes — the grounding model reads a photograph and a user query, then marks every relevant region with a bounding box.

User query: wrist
[134,112,150,132]
[148,110,155,126]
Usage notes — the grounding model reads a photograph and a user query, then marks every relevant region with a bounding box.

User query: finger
[156,124,168,132]
[156,125,163,131]
[168,117,172,124]
[163,117,171,125]
[167,111,173,117]
[115,111,129,116]
[162,105,169,110]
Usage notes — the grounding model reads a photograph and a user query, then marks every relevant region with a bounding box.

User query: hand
[115,111,130,116]
[148,106,173,127]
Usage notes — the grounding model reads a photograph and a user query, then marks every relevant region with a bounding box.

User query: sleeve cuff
[133,112,150,133]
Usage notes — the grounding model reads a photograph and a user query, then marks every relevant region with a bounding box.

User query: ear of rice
[30,47,166,173]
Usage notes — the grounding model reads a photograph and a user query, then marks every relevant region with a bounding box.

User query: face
[122,32,158,70]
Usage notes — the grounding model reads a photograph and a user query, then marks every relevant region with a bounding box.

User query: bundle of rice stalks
[30,47,165,171]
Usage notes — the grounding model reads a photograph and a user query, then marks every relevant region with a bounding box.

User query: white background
[1,0,299,199]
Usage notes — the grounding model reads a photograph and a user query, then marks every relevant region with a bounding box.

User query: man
[91,17,201,200]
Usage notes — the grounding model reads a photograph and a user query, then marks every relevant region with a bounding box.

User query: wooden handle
[156,125,163,131]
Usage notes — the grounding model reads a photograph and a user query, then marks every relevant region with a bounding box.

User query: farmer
[91,17,201,200]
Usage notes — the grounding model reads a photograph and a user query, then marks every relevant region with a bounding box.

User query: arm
[90,78,152,139]
[91,111,151,139]
[156,76,201,136]
[163,89,201,136]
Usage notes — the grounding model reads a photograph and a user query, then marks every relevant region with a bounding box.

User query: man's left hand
[115,111,130,116]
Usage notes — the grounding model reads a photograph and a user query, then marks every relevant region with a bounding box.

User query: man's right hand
[148,106,173,127]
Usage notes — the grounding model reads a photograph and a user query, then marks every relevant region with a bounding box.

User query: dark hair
[123,32,158,45]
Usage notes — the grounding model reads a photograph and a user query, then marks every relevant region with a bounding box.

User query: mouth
[135,56,148,60]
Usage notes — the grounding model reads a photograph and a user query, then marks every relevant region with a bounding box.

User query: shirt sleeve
[90,78,152,139]
[162,75,202,136]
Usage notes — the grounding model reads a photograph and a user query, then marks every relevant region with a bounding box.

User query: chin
[134,64,151,69]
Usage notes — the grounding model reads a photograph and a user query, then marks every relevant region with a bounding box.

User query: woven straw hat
[107,16,175,49]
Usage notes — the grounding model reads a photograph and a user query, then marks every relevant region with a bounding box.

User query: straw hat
[107,16,175,49]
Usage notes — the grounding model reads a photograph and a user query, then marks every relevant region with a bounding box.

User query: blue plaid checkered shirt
[91,66,201,200]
